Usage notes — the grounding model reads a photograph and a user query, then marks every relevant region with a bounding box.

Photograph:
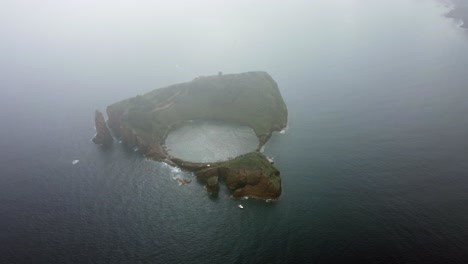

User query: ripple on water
[165,120,259,163]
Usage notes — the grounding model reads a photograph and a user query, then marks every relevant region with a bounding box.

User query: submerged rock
[176,177,192,185]
[92,110,113,146]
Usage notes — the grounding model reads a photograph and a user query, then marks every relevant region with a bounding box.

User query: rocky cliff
[92,110,113,146]
[98,71,288,200]
[195,152,281,199]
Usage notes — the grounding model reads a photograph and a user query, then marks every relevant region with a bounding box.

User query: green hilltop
[107,71,287,152]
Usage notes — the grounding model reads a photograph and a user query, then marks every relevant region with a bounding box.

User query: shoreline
[445,0,468,28]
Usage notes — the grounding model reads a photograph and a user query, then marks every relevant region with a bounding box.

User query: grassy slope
[218,152,282,196]
[220,152,277,175]
[107,71,288,147]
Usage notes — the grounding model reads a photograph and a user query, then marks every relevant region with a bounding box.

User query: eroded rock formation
[92,110,113,146]
[195,153,281,199]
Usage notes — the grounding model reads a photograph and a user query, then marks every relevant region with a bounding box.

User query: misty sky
[0,0,409,82]
[0,0,456,101]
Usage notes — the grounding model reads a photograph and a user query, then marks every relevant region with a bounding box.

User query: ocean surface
[165,120,259,163]
[1,0,468,263]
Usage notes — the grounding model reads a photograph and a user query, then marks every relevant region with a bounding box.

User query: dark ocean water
[2,0,468,263]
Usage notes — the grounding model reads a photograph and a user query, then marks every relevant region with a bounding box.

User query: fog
[1,0,313,86]
[0,0,397,93]
[3,1,468,263]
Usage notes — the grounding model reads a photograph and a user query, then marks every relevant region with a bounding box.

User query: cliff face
[92,110,113,146]
[106,71,287,152]
[100,71,287,200]
[195,153,281,199]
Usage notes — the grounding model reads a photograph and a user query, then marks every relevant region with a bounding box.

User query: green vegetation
[107,71,288,151]
[105,71,287,199]
[194,152,282,199]
[220,152,281,191]
[220,152,278,177]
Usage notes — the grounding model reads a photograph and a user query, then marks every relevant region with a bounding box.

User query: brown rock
[223,167,281,199]
[205,176,220,194]
[176,177,192,184]
[194,153,281,199]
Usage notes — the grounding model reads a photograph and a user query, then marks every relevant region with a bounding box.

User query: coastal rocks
[205,176,220,194]
[195,166,220,194]
[175,177,192,185]
[92,110,113,146]
[94,71,288,200]
[195,153,281,199]
[229,169,281,199]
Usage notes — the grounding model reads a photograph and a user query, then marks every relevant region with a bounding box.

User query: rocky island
[93,71,288,199]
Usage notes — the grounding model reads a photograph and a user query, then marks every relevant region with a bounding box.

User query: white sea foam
[72,160,79,165]
[171,167,182,174]
[279,126,288,134]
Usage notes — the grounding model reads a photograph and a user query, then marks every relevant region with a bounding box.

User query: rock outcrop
[96,71,288,200]
[195,153,281,199]
[92,110,113,146]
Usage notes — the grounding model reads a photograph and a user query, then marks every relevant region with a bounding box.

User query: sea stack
[195,153,281,199]
[93,110,113,146]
